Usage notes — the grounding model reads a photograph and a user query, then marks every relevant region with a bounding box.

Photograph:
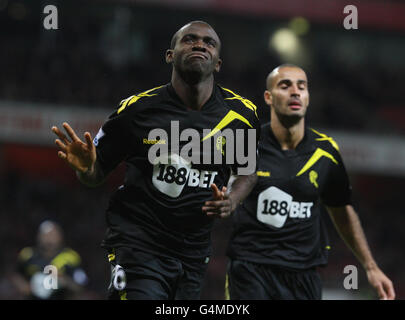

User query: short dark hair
[266,63,305,90]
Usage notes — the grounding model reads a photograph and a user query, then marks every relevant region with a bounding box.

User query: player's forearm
[228,173,258,212]
[328,205,378,271]
[76,160,106,187]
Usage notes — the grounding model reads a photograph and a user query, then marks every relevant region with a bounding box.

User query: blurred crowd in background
[0,0,404,299]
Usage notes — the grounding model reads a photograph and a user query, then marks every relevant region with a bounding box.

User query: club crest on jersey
[257,186,313,228]
[309,170,319,188]
[216,136,226,156]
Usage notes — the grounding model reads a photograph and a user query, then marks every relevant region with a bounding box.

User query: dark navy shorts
[226,259,322,300]
[107,247,208,300]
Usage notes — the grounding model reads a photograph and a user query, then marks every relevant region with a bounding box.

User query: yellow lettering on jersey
[143,138,166,145]
[117,85,164,114]
[257,171,271,177]
[296,148,338,177]
[221,87,259,119]
[201,110,253,141]
[311,128,340,151]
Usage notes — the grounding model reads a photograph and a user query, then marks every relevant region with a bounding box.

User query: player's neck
[171,72,214,111]
[271,116,305,150]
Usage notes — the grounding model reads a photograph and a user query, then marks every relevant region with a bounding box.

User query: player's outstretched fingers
[52,126,70,144]
[63,122,80,142]
[84,132,94,149]
[57,151,67,160]
[55,139,67,152]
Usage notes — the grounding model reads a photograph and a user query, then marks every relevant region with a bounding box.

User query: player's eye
[183,35,195,43]
[298,82,307,90]
[206,39,216,47]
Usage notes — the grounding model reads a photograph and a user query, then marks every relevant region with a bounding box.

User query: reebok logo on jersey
[257,171,270,177]
[257,186,313,228]
[143,138,166,145]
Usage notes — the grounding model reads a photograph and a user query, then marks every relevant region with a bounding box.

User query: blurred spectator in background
[11,220,89,300]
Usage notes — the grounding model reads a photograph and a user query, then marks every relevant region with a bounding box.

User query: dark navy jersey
[95,83,260,262]
[227,122,352,270]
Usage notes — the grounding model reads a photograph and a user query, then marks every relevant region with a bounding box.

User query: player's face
[265,67,309,120]
[38,227,63,253]
[166,23,222,79]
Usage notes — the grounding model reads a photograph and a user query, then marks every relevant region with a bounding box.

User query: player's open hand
[52,122,96,174]
[366,266,395,300]
[202,183,233,219]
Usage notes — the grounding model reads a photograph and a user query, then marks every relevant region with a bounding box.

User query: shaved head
[170,21,221,53]
[266,64,304,90]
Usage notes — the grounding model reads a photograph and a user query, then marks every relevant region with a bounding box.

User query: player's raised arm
[51,122,105,187]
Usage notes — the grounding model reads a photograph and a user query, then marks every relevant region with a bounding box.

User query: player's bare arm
[327,205,395,300]
[202,173,258,218]
[52,122,105,187]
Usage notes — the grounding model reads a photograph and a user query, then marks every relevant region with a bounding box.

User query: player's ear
[165,49,174,64]
[214,58,222,72]
[264,90,272,107]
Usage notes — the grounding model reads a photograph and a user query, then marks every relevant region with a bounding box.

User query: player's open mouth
[288,101,302,110]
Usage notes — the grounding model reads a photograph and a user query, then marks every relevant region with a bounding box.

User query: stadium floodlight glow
[270,28,299,56]
[289,17,310,36]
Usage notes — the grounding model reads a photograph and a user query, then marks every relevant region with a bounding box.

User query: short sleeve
[321,150,352,207]
[94,108,133,176]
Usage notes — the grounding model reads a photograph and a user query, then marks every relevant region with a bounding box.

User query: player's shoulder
[217,85,259,121]
[53,248,82,266]
[308,127,341,153]
[115,84,167,115]
[17,247,34,262]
